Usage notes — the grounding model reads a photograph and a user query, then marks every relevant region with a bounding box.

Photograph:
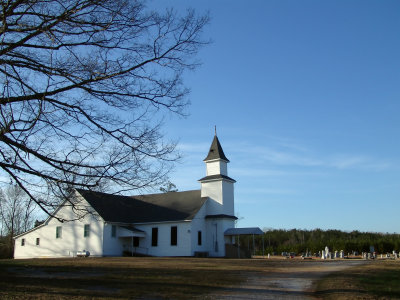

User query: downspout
[214,223,218,252]
[237,235,240,258]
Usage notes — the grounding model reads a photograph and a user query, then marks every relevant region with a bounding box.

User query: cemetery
[270,246,400,260]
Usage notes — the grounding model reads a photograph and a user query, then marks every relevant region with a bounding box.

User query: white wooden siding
[14,200,104,259]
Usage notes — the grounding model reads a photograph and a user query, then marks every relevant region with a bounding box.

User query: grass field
[314,259,400,299]
[0,257,399,299]
[0,257,244,299]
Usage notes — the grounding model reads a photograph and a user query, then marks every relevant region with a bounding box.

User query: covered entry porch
[118,226,148,256]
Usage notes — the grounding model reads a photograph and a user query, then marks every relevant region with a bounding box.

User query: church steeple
[203,134,229,162]
[199,130,236,258]
[199,132,235,181]
[199,131,235,217]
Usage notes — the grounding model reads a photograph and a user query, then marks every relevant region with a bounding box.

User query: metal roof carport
[224,227,264,258]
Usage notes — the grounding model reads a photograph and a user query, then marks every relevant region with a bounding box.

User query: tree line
[240,228,400,255]
[0,185,35,258]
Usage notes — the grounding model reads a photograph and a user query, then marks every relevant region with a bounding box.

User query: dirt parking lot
[0,257,390,299]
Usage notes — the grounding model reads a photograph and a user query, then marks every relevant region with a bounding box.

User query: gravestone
[325,246,330,259]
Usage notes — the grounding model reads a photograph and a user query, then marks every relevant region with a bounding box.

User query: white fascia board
[204,158,229,163]
[199,178,236,183]
[13,223,46,239]
[130,219,192,226]
[13,199,70,240]
[104,221,135,226]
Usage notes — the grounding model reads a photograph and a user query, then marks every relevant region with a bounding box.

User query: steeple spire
[203,133,229,162]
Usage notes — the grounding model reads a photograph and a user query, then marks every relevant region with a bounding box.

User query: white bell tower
[199,133,235,216]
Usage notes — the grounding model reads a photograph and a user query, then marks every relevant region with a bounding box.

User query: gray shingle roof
[198,174,236,183]
[76,189,206,224]
[204,135,229,162]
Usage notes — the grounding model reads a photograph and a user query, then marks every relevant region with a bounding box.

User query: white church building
[14,134,261,259]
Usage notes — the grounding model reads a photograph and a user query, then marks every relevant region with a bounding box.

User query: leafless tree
[0,0,209,218]
[159,181,177,193]
[0,184,35,256]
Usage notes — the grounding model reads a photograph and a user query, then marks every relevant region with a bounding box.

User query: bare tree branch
[0,0,209,219]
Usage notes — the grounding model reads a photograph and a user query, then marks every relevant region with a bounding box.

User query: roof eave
[203,157,230,163]
[205,214,238,220]
[198,175,236,183]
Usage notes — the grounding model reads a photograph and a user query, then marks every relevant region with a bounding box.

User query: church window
[84,224,90,237]
[36,238,40,246]
[198,231,202,246]
[111,225,117,237]
[171,226,177,246]
[21,238,25,246]
[151,227,158,246]
[56,226,62,239]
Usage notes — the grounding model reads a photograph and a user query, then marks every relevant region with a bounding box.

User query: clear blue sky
[156,0,400,233]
